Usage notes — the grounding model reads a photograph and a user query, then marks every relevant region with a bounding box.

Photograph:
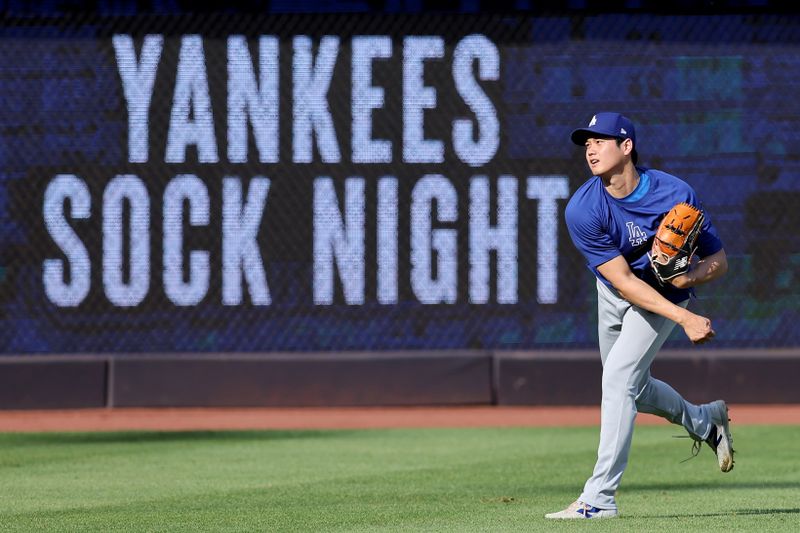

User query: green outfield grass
[1,424,798,532]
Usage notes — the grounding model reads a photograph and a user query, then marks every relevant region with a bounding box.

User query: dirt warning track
[0,404,797,433]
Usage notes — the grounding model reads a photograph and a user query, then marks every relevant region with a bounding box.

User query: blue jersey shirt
[565,168,723,303]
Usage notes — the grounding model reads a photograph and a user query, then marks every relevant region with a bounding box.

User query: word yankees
[113,33,499,166]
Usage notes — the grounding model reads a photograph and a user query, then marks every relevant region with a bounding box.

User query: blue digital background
[1,4,799,353]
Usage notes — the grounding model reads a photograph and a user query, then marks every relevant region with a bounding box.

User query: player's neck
[602,164,640,199]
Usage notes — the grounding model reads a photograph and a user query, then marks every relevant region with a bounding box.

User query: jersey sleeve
[565,198,621,268]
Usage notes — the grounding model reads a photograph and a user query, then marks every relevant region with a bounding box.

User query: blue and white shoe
[706,400,735,472]
[544,500,618,519]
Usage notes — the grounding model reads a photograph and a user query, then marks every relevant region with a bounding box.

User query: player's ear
[622,138,634,156]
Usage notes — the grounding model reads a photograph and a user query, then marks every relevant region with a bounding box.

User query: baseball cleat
[544,500,618,519]
[706,399,735,472]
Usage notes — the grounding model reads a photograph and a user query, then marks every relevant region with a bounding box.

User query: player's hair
[615,138,638,165]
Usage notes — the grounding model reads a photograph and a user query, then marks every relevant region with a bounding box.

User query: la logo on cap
[589,115,597,126]
[620,128,627,134]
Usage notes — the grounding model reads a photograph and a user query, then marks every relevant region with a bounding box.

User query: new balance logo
[674,256,689,270]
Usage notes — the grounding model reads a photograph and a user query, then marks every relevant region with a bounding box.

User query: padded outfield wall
[1,4,799,407]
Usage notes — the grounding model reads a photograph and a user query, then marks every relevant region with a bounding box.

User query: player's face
[584,137,625,175]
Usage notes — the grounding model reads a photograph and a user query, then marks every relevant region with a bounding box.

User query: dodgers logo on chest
[625,221,647,247]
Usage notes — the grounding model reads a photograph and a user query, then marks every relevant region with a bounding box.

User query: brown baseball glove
[650,202,704,284]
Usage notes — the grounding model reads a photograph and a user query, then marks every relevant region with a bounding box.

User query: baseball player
[545,112,734,519]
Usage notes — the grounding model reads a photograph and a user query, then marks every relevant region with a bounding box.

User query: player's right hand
[681,312,715,344]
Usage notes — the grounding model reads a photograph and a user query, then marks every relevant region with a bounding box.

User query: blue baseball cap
[570,112,636,146]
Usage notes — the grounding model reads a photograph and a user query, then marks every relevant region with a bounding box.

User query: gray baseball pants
[579,279,715,510]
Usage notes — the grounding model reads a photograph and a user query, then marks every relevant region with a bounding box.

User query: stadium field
[1,407,798,532]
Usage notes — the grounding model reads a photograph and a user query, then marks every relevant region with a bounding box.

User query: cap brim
[570,128,593,145]
[570,128,623,145]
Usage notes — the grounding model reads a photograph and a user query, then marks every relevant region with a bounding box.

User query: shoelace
[672,434,703,464]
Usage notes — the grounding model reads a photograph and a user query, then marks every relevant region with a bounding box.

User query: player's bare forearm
[669,248,728,289]
[611,272,689,323]
[597,255,715,344]
[615,275,714,344]
[598,256,689,322]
